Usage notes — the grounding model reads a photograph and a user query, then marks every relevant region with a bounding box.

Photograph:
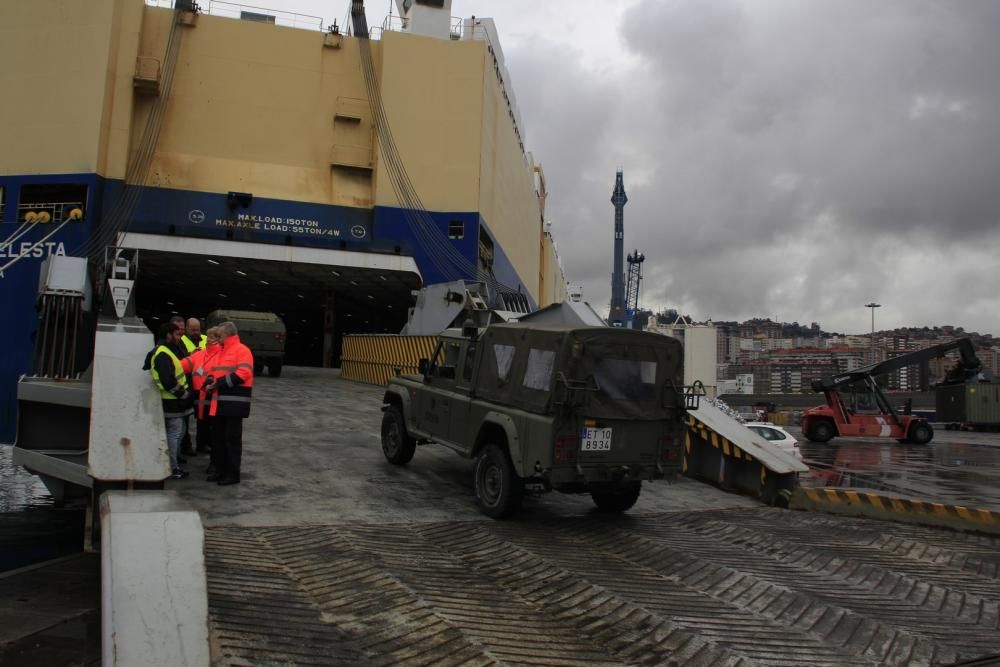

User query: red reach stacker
[802,338,984,445]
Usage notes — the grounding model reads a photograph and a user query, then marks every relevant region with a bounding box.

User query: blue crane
[625,249,645,329]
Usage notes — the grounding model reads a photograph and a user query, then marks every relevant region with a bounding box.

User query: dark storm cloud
[507,0,1000,333]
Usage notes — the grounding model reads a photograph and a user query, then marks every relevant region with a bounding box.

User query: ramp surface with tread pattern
[205,508,1000,666]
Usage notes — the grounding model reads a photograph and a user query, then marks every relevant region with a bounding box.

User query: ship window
[416,0,445,7]
[17,184,88,224]
[478,228,494,270]
[240,11,275,24]
[448,220,464,240]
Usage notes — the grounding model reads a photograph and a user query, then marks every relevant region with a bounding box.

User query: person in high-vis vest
[180,326,223,477]
[202,321,254,485]
[181,317,207,353]
[150,321,194,479]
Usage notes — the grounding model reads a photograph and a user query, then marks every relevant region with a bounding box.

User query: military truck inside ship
[207,310,286,377]
[381,322,695,518]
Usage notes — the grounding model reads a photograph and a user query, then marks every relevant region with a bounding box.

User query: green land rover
[381,322,695,518]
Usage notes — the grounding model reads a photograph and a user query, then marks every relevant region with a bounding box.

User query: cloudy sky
[272,0,1000,336]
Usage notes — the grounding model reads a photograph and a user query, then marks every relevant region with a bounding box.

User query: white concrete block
[88,321,171,481]
[101,491,209,666]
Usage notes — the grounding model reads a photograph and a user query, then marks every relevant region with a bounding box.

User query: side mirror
[418,358,429,375]
[462,318,478,340]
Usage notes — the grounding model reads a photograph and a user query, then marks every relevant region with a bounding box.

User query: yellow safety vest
[182,335,207,353]
[151,345,189,401]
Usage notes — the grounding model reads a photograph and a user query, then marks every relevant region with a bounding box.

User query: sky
[264,0,1000,336]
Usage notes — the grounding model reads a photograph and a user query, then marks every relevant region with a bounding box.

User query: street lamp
[865,302,881,364]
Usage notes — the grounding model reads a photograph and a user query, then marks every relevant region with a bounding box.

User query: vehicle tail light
[554,435,578,463]
[274,332,285,342]
[661,436,680,462]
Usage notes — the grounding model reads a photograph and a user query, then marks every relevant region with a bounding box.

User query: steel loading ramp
[685,401,809,504]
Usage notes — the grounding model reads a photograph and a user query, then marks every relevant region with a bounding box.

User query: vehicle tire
[268,358,283,378]
[590,480,642,512]
[908,422,933,445]
[381,406,416,465]
[808,420,835,443]
[474,444,523,519]
[253,360,264,376]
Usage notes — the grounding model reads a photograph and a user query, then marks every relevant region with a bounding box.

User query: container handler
[802,338,984,445]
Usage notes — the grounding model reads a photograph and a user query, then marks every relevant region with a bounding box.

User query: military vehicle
[381,322,697,518]
[206,310,286,377]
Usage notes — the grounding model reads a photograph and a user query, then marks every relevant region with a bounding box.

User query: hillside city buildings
[647,315,998,396]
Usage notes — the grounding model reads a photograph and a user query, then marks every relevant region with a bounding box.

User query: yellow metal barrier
[768,412,790,426]
[341,334,438,386]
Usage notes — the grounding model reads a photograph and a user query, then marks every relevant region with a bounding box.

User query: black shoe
[197,446,212,454]
[177,455,188,464]
[170,468,190,480]
[207,473,223,482]
[217,477,240,486]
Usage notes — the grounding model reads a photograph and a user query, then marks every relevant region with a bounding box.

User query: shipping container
[936,383,1000,425]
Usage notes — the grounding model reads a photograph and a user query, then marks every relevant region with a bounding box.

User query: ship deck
[164,368,1000,666]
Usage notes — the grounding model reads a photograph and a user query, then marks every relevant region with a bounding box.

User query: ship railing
[15,201,86,226]
[144,0,323,31]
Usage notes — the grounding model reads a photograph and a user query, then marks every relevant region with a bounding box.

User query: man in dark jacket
[149,321,194,479]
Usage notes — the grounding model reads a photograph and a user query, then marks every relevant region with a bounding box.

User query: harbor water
[0,445,85,573]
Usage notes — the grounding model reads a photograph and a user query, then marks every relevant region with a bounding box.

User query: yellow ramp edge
[341,334,438,387]
[790,487,1000,535]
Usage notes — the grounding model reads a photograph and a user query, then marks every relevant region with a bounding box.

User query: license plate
[581,427,612,451]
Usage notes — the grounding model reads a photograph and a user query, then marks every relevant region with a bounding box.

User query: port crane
[624,249,644,328]
[802,338,983,445]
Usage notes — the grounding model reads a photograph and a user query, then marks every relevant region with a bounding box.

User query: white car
[744,422,803,460]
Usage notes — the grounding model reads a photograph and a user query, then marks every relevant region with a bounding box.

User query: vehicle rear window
[522,348,555,391]
[750,426,780,441]
[594,359,657,401]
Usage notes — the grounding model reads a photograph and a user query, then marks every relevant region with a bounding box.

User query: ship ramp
[686,400,809,504]
[14,369,1000,665]
[166,369,1000,666]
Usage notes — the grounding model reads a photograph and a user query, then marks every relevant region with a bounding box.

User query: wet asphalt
[795,426,1000,510]
[163,366,1000,524]
[167,366,759,527]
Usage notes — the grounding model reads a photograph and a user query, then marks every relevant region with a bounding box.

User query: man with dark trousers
[148,321,193,479]
[181,317,211,454]
[203,321,254,485]
[168,315,199,459]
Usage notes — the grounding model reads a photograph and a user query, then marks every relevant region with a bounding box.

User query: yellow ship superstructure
[0,0,568,441]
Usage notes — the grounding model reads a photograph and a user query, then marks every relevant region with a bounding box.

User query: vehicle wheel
[381,406,416,465]
[268,359,282,378]
[908,422,933,445]
[808,420,835,443]
[590,480,642,512]
[474,444,523,519]
[253,360,264,376]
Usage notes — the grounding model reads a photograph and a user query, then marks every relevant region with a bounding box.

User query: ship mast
[608,169,628,326]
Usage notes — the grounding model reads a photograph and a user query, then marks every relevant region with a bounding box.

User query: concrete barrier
[100,491,209,666]
[790,487,1000,535]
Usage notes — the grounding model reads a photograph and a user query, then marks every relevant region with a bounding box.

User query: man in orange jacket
[201,321,254,485]
[180,326,223,476]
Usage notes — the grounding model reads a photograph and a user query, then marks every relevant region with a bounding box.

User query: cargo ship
[0,0,568,442]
